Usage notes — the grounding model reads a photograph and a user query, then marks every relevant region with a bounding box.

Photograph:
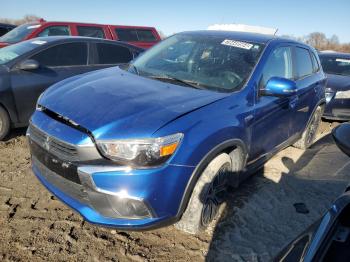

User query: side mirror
[332,123,350,157]
[17,59,39,71]
[260,77,297,97]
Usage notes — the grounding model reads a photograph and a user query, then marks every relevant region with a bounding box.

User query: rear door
[250,45,295,161]
[291,46,320,135]
[10,42,91,124]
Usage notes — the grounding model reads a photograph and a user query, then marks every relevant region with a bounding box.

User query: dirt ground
[1,121,350,262]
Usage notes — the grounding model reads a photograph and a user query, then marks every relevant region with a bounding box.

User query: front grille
[30,140,81,184]
[29,124,78,161]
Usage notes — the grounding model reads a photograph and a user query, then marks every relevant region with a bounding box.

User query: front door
[249,45,295,162]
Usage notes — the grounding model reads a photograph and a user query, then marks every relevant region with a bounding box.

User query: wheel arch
[175,138,247,219]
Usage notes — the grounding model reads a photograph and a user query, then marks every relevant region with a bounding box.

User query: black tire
[175,153,232,234]
[0,106,10,141]
[293,106,323,150]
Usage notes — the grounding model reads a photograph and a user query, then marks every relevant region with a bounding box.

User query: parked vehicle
[0,19,161,49]
[319,52,350,121]
[276,122,350,262]
[28,31,326,234]
[0,23,16,37]
[0,36,143,139]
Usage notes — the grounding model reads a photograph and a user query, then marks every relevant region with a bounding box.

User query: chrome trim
[28,123,102,162]
[78,167,143,201]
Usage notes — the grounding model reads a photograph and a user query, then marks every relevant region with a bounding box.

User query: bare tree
[0,15,41,25]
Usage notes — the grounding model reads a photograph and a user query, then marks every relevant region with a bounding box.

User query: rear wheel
[0,106,10,141]
[293,106,323,150]
[175,153,232,234]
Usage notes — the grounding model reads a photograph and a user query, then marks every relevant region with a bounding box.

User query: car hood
[326,74,350,91]
[40,67,229,140]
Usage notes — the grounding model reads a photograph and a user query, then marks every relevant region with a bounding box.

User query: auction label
[221,39,253,49]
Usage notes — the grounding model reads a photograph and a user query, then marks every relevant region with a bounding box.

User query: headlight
[97,133,183,167]
[325,87,335,103]
[335,90,350,99]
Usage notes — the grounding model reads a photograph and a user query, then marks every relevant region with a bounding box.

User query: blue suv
[28,31,326,234]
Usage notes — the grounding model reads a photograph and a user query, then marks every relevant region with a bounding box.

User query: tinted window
[38,26,70,37]
[115,28,156,42]
[137,30,157,42]
[96,43,133,64]
[115,29,138,41]
[311,52,320,72]
[320,55,350,76]
[295,47,313,78]
[31,42,87,67]
[261,46,293,87]
[0,28,8,36]
[77,26,105,39]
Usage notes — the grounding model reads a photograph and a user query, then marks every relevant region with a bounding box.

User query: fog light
[106,195,152,219]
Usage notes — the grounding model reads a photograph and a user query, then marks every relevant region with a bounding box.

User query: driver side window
[260,46,293,88]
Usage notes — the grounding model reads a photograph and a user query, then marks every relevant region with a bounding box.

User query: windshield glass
[131,34,264,92]
[0,23,40,43]
[320,55,350,76]
[0,40,41,65]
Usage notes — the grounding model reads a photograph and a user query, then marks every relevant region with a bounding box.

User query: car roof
[178,30,300,45]
[23,36,144,50]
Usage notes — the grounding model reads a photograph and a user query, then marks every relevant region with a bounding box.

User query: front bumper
[28,111,194,230]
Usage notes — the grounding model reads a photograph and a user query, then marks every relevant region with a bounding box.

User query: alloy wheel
[201,163,230,227]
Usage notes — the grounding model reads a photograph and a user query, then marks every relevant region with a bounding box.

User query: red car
[0,19,161,49]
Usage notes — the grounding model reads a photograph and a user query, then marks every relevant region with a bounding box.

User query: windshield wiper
[150,75,204,90]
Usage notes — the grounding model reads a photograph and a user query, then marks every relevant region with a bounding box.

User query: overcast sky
[4,0,350,43]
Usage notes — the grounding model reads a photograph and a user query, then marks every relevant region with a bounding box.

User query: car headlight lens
[97,133,183,167]
[335,90,350,99]
[325,87,335,103]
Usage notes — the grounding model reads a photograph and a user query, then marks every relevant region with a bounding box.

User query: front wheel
[175,153,232,234]
[293,106,323,150]
[0,106,10,141]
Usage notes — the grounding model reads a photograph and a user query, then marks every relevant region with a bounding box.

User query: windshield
[0,40,42,65]
[131,34,264,92]
[0,23,40,43]
[320,55,350,76]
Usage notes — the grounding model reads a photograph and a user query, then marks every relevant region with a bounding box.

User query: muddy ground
[0,121,350,262]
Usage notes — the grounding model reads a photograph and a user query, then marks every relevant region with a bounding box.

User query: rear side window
[260,46,293,87]
[95,43,133,64]
[37,26,70,37]
[77,26,105,39]
[295,47,313,78]
[31,42,87,67]
[311,52,320,72]
[115,28,157,42]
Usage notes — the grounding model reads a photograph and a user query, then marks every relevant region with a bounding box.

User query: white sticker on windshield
[31,40,47,45]
[27,24,41,29]
[221,39,253,49]
[336,58,350,64]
